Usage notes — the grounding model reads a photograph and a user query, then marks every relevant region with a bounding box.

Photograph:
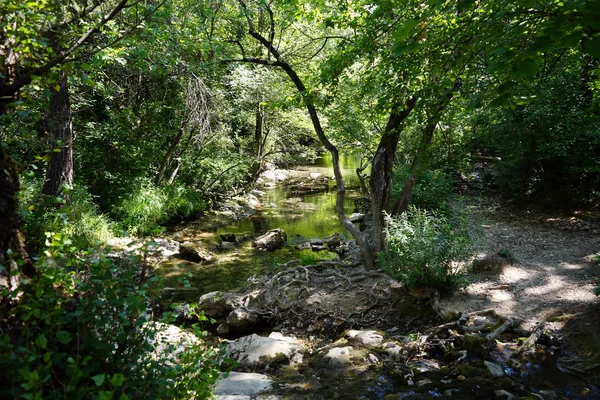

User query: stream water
[158,154,366,301]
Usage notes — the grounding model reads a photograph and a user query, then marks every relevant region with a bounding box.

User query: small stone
[311,245,328,252]
[441,379,454,384]
[416,379,432,387]
[538,389,558,399]
[367,353,380,364]
[325,346,354,365]
[216,323,230,336]
[444,389,460,397]
[295,241,312,250]
[495,390,516,399]
[484,360,505,377]
[528,394,544,400]
[221,241,236,250]
[457,375,466,381]
[308,238,324,245]
[507,358,521,368]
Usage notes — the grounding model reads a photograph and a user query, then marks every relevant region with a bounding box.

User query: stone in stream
[178,241,212,262]
[324,232,346,248]
[253,228,287,251]
[226,308,260,333]
[198,291,244,318]
[226,332,304,371]
[295,241,312,250]
[311,245,328,252]
[213,372,273,399]
[484,360,505,377]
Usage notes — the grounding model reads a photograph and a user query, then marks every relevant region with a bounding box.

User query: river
[157,154,367,301]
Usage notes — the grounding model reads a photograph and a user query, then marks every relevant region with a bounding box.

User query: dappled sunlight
[558,261,586,270]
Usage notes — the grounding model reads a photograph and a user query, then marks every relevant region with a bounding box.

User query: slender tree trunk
[42,75,74,196]
[370,98,416,253]
[251,104,266,181]
[156,127,186,186]
[391,79,462,215]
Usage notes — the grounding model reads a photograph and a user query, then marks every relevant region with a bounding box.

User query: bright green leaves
[92,374,106,387]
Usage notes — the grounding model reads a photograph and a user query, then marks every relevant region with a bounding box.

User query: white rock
[226,333,304,370]
[347,330,384,346]
[324,346,354,365]
[485,360,505,377]
[214,372,273,399]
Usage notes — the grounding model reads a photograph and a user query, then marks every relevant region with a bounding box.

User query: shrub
[113,180,205,235]
[0,235,224,399]
[379,205,477,294]
[391,166,456,214]
[20,181,115,251]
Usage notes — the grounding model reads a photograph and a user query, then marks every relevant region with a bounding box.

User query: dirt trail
[442,199,600,331]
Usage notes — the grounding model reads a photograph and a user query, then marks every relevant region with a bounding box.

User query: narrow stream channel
[158,154,367,302]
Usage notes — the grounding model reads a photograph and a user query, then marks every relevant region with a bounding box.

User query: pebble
[457,375,466,381]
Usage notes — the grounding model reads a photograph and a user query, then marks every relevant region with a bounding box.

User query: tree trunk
[370,98,416,253]
[42,75,74,196]
[0,147,35,290]
[156,127,186,186]
[391,79,462,215]
[251,104,266,181]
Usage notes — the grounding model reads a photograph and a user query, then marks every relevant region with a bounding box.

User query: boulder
[253,228,287,251]
[214,372,273,399]
[324,232,346,248]
[226,333,304,371]
[179,241,212,262]
[198,291,244,318]
[226,308,260,333]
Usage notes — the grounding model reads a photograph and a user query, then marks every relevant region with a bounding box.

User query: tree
[0,0,166,285]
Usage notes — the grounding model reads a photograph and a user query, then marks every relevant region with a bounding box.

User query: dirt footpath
[442,200,600,330]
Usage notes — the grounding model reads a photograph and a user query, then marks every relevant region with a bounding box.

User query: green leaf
[513,58,539,78]
[582,37,600,58]
[110,373,125,387]
[36,334,47,349]
[393,19,420,41]
[56,330,72,344]
[92,374,106,387]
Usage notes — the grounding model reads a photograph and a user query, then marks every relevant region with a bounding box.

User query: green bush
[391,166,456,214]
[379,205,477,294]
[0,235,224,399]
[113,180,205,235]
[19,181,115,251]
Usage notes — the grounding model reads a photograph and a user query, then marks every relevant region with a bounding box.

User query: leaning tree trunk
[237,0,378,269]
[42,74,73,196]
[370,98,416,253]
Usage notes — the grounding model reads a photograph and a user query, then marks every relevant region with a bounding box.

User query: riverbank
[109,162,600,399]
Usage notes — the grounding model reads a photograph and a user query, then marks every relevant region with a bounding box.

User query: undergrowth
[379,205,479,294]
[0,233,225,399]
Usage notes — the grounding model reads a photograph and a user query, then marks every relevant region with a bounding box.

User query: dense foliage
[0,236,223,399]
[1,0,600,395]
[379,206,478,293]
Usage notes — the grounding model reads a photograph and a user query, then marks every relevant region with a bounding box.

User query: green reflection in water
[157,155,366,301]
